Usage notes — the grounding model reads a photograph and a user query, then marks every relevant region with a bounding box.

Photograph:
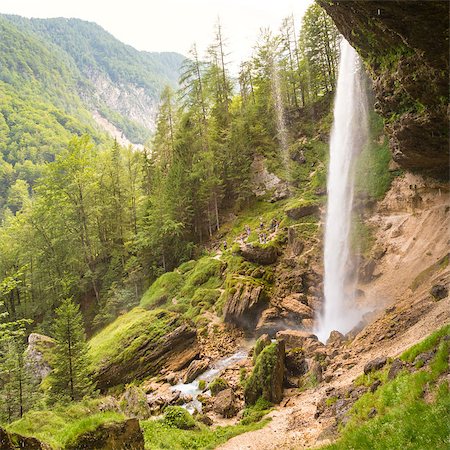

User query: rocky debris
[119,386,151,419]
[326,330,345,346]
[370,380,382,393]
[95,322,199,390]
[213,388,239,418]
[275,330,319,352]
[183,359,210,383]
[223,281,267,330]
[165,372,178,385]
[24,333,55,383]
[65,418,144,450]
[279,294,314,321]
[387,359,404,380]
[270,184,290,203]
[430,284,448,300]
[317,1,449,178]
[237,244,280,265]
[145,383,183,414]
[364,357,387,375]
[413,350,435,367]
[285,204,320,220]
[0,428,51,450]
[245,340,286,405]
[250,155,289,198]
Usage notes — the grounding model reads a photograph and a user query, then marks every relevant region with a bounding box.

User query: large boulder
[364,357,387,375]
[0,428,51,450]
[430,284,448,300]
[119,386,151,419]
[212,388,239,418]
[94,314,199,390]
[286,204,320,220]
[244,340,285,405]
[65,418,144,450]
[183,359,210,383]
[317,1,449,178]
[279,294,314,320]
[237,244,280,265]
[24,333,55,383]
[223,281,267,330]
[276,330,318,350]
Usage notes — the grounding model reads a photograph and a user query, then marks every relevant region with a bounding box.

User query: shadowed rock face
[317,1,449,179]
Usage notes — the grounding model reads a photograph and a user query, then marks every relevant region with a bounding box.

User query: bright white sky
[0,0,313,72]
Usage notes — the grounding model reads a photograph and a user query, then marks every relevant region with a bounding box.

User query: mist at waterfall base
[315,39,369,343]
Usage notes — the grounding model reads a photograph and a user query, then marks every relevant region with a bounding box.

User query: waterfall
[316,38,369,343]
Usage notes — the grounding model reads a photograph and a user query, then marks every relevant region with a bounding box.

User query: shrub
[163,406,197,430]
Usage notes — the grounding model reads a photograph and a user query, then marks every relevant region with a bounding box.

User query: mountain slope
[1,14,185,144]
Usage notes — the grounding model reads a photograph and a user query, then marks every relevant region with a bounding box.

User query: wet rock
[183,359,210,383]
[165,372,178,385]
[280,294,314,320]
[120,386,151,419]
[364,357,387,375]
[286,204,320,220]
[24,333,55,383]
[65,418,144,450]
[326,330,345,346]
[223,282,267,330]
[430,284,448,300]
[255,307,282,334]
[237,244,280,265]
[275,330,318,350]
[213,388,238,418]
[388,358,404,380]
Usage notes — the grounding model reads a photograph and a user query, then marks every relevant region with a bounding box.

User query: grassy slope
[321,325,450,450]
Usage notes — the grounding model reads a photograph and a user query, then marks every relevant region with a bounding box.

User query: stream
[171,349,248,413]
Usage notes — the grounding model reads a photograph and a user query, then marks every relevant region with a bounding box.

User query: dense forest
[0,1,448,449]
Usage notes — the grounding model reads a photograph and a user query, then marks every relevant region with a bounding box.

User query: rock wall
[317,1,449,178]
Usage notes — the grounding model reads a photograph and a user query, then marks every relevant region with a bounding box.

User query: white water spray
[316,39,369,343]
[272,63,289,169]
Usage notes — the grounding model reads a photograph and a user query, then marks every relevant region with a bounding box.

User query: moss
[244,342,279,405]
[6,399,125,448]
[253,335,271,363]
[140,271,184,309]
[191,288,221,307]
[209,378,229,396]
[180,257,223,298]
[240,398,273,425]
[88,308,181,370]
[198,380,206,391]
[163,406,197,430]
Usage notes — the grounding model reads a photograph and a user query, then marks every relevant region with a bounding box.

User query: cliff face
[318,1,449,178]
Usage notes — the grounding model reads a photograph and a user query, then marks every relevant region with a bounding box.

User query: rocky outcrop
[24,333,55,383]
[119,386,151,420]
[430,284,448,301]
[65,418,144,450]
[317,1,449,178]
[223,281,267,330]
[183,359,210,383]
[212,388,239,418]
[237,244,280,265]
[286,204,320,220]
[244,340,285,405]
[279,294,314,321]
[95,322,199,390]
[364,356,387,375]
[0,428,50,450]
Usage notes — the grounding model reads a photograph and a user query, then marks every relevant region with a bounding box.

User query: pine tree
[49,298,94,402]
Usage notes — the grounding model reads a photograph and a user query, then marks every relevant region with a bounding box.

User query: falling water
[316,39,369,343]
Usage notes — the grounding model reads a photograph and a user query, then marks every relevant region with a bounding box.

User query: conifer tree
[48,298,94,402]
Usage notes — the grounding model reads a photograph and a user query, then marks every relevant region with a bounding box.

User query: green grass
[88,308,180,369]
[141,417,270,450]
[140,271,184,308]
[320,326,450,450]
[6,399,124,449]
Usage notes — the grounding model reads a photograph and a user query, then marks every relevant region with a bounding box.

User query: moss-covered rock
[163,406,197,430]
[89,308,198,389]
[244,341,285,405]
[209,377,229,396]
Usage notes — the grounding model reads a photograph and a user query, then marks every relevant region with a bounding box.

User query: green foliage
[253,336,271,363]
[400,324,450,363]
[321,329,450,450]
[88,308,180,371]
[48,298,94,403]
[141,417,270,450]
[209,378,229,396]
[163,406,197,430]
[6,399,124,449]
[240,397,273,425]
[244,342,279,405]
